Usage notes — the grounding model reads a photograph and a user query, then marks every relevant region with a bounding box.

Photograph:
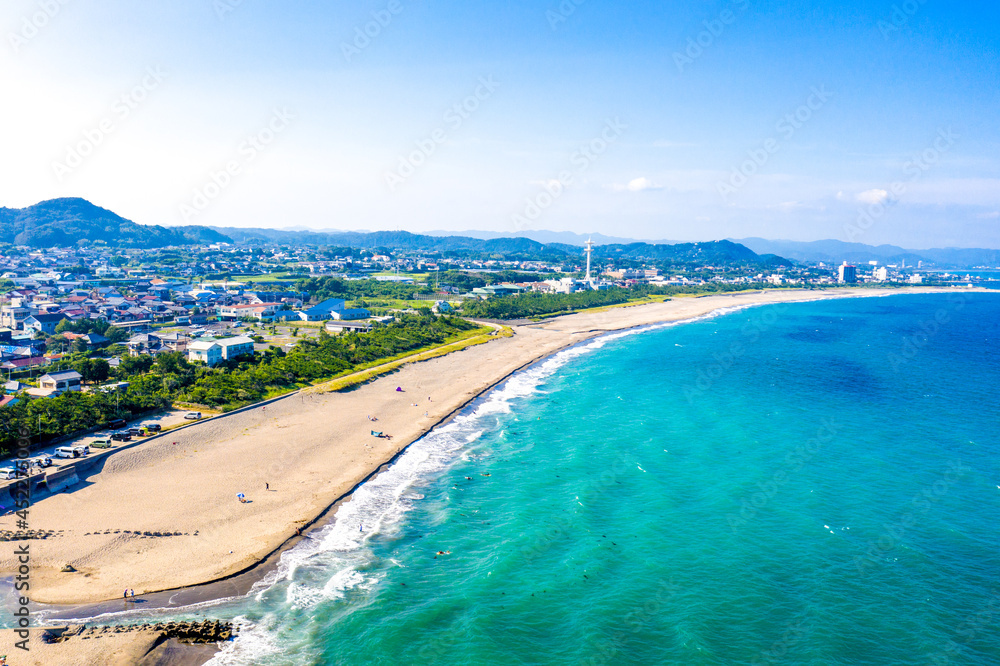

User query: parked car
[30,456,53,468]
[55,446,89,459]
[111,431,132,442]
[127,427,145,437]
[145,423,162,433]
[106,418,127,430]
[90,438,114,449]
[0,468,19,480]
[184,412,202,420]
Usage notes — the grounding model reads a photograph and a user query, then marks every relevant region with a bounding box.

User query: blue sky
[1,0,998,247]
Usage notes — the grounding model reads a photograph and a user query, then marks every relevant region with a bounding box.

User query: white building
[188,340,222,366]
[217,303,284,322]
[216,336,255,361]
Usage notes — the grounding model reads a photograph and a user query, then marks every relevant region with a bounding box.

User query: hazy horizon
[2,1,998,248]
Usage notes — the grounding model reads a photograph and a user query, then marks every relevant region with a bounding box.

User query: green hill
[0,198,230,248]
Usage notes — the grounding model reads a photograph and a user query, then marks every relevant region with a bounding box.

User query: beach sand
[0,287,977,663]
[0,627,163,665]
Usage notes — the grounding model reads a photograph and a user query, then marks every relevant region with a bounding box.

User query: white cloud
[612,177,663,193]
[856,189,890,205]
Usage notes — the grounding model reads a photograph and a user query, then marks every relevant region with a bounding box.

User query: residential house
[38,370,83,393]
[127,333,162,356]
[22,313,68,335]
[4,380,27,393]
[82,333,109,348]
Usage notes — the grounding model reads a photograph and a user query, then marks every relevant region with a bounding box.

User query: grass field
[305,325,508,394]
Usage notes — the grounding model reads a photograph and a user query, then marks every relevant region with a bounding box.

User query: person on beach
[124,590,128,600]
[266,482,269,491]
[130,589,135,599]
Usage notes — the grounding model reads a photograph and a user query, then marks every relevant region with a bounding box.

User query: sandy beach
[0,287,980,661]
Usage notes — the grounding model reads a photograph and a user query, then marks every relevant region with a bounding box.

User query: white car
[31,456,53,468]
[184,412,202,420]
[55,446,89,459]
[0,468,19,481]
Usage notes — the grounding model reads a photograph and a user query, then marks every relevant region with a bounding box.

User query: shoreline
[29,324,594,624]
[1,287,988,616]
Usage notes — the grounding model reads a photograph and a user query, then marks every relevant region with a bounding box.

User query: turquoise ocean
[56,293,1000,664]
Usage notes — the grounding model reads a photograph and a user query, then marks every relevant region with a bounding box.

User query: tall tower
[584,238,594,283]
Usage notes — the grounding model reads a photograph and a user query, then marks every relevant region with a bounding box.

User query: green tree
[155,351,189,375]
[72,358,109,384]
[105,326,128,344]
[118,355,154,376]
[89,359,110,384]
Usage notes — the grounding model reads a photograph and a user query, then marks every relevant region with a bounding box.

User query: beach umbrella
[237,493,245,499]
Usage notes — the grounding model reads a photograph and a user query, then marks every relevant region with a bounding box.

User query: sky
[1,0,998,248]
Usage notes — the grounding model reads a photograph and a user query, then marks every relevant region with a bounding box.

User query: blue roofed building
[296,298,370,322]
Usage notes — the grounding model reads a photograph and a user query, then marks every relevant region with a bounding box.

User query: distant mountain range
[211,226,777,266]
[0,198,228,248]
[7,197,995,269]
[0,199,783,266]
[732,238,1000,269]
[425,229,678,246]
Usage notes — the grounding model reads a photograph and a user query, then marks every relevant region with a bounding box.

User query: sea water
[62,294,1000,664]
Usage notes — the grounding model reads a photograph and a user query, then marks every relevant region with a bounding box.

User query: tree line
[0,313,479,454]
[458,282,780,320]
[295,276,434,302]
